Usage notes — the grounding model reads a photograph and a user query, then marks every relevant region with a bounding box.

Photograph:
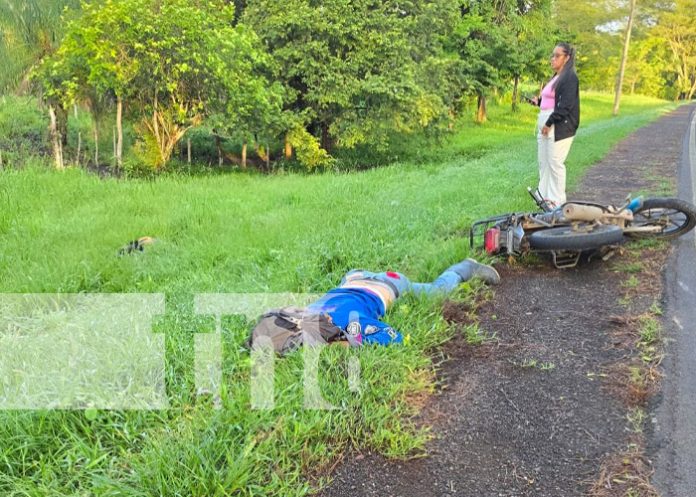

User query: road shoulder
[649,105,696,497]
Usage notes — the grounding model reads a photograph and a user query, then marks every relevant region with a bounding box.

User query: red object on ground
[386,271,400,279]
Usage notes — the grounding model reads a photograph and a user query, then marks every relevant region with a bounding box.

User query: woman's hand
[541,125,551,137]
[524,95,539,106]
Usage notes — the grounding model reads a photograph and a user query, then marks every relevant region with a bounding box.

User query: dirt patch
[319,105,694,497]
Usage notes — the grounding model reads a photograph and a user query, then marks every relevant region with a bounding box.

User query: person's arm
[544,73,578,127]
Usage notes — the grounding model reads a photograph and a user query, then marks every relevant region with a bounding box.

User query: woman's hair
[553,42,576,90]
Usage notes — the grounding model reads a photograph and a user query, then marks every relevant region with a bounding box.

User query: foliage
[446,2,504,106]
[34,0,280,169]
[287,125,333,169]
[243,0,459,154]
[0,0,81,92]
[447,0,557,119]
[654,0,696,100]
[555,0,696,101]
[554,0,623,92]
[624,37,671,98]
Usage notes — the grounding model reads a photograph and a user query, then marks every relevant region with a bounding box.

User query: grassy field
[0,93,679,496]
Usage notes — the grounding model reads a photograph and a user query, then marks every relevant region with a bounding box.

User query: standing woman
[531,42,580,207]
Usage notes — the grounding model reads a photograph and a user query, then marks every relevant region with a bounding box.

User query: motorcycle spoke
[634,208,688,233]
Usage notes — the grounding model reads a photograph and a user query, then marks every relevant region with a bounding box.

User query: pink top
[540,76,558,111]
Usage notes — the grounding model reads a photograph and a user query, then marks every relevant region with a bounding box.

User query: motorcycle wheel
[528,224,624,251]
[626,198,696,240]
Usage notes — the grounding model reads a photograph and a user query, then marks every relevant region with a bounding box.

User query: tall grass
[0,93,677,496]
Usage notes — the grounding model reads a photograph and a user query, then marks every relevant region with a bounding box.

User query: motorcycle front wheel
[626,198,696,240]
[528,224,624,251]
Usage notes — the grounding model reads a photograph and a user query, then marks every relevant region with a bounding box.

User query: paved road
[651,105,696,497]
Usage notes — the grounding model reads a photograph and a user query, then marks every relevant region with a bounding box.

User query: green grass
[0,92,678,496]
[622,275,640,288]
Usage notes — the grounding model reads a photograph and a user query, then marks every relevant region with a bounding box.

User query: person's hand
[541,125,551,137]
[523,95,538,106]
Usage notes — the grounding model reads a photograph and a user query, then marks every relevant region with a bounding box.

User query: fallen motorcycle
[469,189,696,268]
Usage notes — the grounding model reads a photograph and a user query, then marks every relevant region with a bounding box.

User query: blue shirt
[306,288,403,346]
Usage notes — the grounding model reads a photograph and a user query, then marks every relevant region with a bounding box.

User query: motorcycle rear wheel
[626,198,696,240]
[528,224,624,251]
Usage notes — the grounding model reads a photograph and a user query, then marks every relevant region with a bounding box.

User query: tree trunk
[57,106,68,147]
[512,75,520,112]
[144,107,197,169]
[152,96,164,166]
[216,134,223,167]
[74,104,78,119]
[320,123,332,153]
[266,142,271,170]
[187,136,192,164]
[476,95,487,123]
[284,134,293,159]
[241,142,247,169]
[113,126,117,167]
[612,0,636,116]
[76,132,82,167]
[93,125,99,166]
[49,105,65,170]
[116,96,123,168]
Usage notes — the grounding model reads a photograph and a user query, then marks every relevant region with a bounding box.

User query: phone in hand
[522,94,538,105]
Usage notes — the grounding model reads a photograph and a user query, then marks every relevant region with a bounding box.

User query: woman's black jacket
[544,72,580,142]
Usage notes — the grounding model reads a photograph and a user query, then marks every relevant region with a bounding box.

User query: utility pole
[613,0,637,116]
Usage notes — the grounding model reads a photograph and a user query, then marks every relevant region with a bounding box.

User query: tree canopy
[34,0,280,168]
[2,0,694,171]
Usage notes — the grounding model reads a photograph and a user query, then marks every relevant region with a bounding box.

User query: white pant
[537,110,574,206]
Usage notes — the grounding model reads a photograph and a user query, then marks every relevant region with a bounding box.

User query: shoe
[466,258,501,285]
[448,259,501,285]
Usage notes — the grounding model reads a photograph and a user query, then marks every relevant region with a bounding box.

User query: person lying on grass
[250,258,500,354]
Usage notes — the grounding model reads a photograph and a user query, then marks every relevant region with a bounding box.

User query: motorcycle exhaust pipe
[562,203,606,222]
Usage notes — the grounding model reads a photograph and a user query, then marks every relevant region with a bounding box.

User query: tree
[503,0,557,112]
[39,0,280,169]
[207,22,285,169]
[243,0,459,160]
[552,0,687,101]
[34,0,144,168]
[623,36,671,97]
[33,46,73,169]
[448,0,518,122]
[654,0,696,100]
[553,0,624,92]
